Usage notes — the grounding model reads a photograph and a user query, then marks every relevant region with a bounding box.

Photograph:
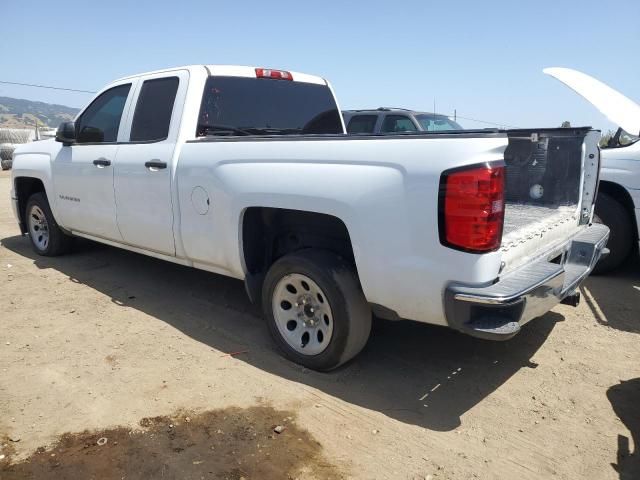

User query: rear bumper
[444,223,610,340]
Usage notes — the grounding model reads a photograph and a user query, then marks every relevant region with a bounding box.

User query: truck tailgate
[499,128,600,273]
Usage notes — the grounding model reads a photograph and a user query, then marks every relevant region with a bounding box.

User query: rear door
[52,81,136,240]
[113,71,188,255]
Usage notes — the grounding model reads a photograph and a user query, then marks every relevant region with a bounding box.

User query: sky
[2,0,638,132]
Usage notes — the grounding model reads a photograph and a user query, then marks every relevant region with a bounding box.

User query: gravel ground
[0,169,638,479]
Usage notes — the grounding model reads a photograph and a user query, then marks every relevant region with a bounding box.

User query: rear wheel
[592,192,633,274]
[25,192,72,256]
[262,249,371,371]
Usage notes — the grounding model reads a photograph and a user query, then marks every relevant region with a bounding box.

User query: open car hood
[544,67,640,136]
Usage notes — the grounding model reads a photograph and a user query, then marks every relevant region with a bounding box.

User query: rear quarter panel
[176,134,507,324]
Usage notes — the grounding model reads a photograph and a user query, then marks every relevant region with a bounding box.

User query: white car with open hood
[10,65,608,370]
[545,67,640,273]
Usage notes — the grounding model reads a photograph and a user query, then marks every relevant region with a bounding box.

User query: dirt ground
[1,406,340,479]
[0,169,639,480]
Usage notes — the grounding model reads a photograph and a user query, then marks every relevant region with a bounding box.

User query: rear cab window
[197,76,343,137]
[346,115,378,134]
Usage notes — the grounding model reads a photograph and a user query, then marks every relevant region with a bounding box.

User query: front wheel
[25,192,72,256]
[592,192,633,274]
[262,249,371,371]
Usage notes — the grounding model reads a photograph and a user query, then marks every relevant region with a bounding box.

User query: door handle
[93,158,111,167]
[145,160,167,170]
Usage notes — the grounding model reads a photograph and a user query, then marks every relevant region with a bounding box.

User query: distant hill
[0,96,79,129]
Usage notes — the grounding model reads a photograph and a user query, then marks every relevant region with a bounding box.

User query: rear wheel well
[14,177,46,234]
[598,181,638,244]
[241,207,356,301]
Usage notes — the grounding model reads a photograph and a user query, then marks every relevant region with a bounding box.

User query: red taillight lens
[255,68,293,81]
[440,164,505,253]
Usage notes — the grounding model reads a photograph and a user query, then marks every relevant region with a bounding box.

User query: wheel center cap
[303,304,315,318]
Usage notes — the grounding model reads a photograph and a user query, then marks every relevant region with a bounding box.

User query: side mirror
[56,122,76,146]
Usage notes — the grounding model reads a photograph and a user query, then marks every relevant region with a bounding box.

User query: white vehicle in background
[10,65,608,370]
[545,67,640,273]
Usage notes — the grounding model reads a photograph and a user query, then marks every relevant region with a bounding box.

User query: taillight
[255,68,293,81]
[439,163,505,253]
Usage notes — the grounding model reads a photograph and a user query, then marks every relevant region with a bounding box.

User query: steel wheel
[263,250,372,370]
[272,273,334,356]
[28,205,50,252]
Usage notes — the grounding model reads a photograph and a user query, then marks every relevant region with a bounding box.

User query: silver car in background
[342,108,463,134]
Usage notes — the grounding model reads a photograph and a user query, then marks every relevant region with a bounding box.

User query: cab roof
[113,64,326,86]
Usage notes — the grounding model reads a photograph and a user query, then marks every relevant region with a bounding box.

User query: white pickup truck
[10,65,609,370]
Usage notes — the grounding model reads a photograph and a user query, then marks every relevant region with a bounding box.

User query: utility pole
[454,109,456,122]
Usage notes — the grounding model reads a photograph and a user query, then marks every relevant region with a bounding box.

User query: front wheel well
[14,177,46,234]
[241,207,356,301]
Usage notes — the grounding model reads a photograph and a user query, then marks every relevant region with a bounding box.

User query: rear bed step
[466,318,521,339]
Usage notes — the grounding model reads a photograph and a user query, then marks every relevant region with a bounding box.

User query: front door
[52,82,135,241]
[113,72,186,255]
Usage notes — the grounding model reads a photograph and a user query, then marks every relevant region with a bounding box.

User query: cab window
[602,127,640,149]
[76,84,131,143]
[197,76,342,136]
[130,77,179,142]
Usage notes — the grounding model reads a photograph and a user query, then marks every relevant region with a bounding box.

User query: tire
[262,249,372,371]
[25,192,72,256]
[1,159,11,171]
[592,192,633,274]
